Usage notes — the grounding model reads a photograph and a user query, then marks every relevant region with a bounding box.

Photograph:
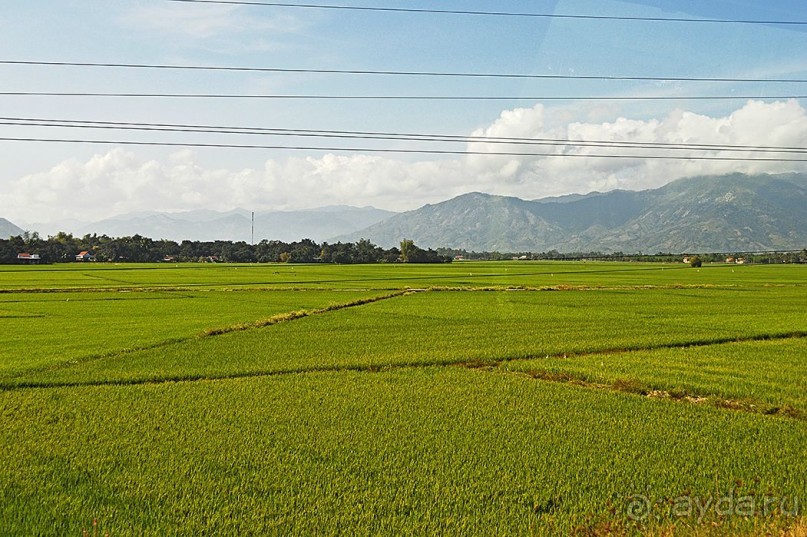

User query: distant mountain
[0,218,24,238]
[335,173,807,253]
[70,206,396,242]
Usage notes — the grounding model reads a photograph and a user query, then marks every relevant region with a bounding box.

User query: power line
[2,60,806,84]
[2,92,805,101]
[2,136,806,162]
[2,116,806,154]
[165,0,807,26]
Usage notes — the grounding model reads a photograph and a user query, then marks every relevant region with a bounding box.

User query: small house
[76,251,95,262]
[17,253,41,264]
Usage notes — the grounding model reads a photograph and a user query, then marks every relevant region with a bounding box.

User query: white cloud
[121,4,308,52]
[464,99,807,198]
[4,149,465,224]
[4,100,807,225]
[130,4,301,37]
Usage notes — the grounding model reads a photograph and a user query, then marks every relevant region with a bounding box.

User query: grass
[1,367,804,535]
[7,286,805,389]
[1,260,805,291]
[501,338,807,417]
[0,289,386,376]
[0,261,805,535]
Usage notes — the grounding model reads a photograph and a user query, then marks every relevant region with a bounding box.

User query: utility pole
[251,211,255,245]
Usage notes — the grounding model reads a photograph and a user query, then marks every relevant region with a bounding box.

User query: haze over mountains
[23,206,395,244]
[5,173,806,253]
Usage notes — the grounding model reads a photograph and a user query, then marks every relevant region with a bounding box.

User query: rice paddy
[0,261,804,535]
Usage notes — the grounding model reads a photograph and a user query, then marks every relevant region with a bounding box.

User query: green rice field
[0,261,805,535]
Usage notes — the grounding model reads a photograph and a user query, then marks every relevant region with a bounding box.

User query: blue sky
[2,0,807,227]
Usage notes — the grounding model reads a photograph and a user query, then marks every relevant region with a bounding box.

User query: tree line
[434,247,807,264]
[1,232,452,264]
[3,231,804,265]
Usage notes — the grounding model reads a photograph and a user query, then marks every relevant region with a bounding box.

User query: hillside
[0,218,24,238]
[334,173,807,253]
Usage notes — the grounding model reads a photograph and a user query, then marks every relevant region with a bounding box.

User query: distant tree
[255,240,288,263]
[226,241,255,263]
[319,242,332,263]
[290,239,320,263]
[328,242,355,264]
[0,238,17,263]
[397,239,451,263]
[179,240,200,261]
[382,247,400,263]
[690,256,703,268]
[353,239,380,263]
[399,239,416,263]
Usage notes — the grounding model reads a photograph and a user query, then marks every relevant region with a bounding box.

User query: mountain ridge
[9,173,807,252]
[334,173,807,253]
[0,218,25,238]
[25,206,396,243]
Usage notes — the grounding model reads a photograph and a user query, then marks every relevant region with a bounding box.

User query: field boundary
[3,280,806,294]
[200,290,414,336]
[2,290,414,381]
[457,331,807,367]
[461,332,807,421]
[4,330,805,422]
[475,364,805,421]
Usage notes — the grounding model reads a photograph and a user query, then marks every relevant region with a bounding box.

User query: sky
[1,0,807,228]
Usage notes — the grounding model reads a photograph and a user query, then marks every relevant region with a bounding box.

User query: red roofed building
[17,253,41,264]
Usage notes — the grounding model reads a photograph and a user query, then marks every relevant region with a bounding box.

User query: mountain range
[5,173,806,253]
[335,173,807,253]
[0,218,24,238]
[24,206,395,243]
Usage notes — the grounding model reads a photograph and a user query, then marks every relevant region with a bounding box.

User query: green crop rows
[0,262,805,535]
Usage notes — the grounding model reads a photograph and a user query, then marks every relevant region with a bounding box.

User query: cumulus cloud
[465,99,807,199]
[4,149,467,223]
[4,100,806,224]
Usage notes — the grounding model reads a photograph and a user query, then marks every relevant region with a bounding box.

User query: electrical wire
[1,136,806,162]
[1,92,805,100]
[2,116,806,154]
[165,0,807,26]
[2,60,805,84]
